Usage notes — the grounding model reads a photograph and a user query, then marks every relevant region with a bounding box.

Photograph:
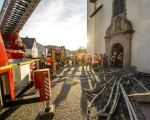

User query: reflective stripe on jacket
[46,57,52,65]
[93,55,99,63]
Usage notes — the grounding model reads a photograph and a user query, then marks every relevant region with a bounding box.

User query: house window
[114,0,124,16]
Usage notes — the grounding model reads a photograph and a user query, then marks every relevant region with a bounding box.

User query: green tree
[28,54,32,59]
[77,46,87,53]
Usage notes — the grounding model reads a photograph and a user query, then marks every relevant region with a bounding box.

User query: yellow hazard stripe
[20,62,33,65]
[0,59,40,70]
[20,59,40,65]
[0,65,12,70]
[9,64,18,66]
[33,59,41,62]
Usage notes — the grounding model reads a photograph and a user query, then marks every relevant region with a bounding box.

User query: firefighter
[103,53,108,71]
[118,53,123,66]
[52,59,57,78]
[82,55,85,66]
[111,55,114,67]
[98,53,103,69]
[17,42,26,52]
[93,53,99,70]
[66,56,70,65]
[114,55,117,66]
[61,56,65,66]
[86,54,92,70]
[75,55,79,68]
[118,54,121,66]
[46,54,52,71]
[72,56,75,65]
[120,53,123,65]
[40,55,46,69]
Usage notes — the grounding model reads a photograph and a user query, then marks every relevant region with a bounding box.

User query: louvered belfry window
[114,0,124,16]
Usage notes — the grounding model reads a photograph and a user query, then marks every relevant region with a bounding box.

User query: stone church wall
[87,0,150,73]
[87,1,95,55]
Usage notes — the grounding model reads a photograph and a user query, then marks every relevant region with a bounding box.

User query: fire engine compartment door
[12,64,31,96]
[1,72,10,97]
[20,64,31,87]
[11,65,22,96]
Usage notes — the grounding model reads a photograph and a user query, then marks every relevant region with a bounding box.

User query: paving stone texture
[0,66,97,120]
[0,65,149,120]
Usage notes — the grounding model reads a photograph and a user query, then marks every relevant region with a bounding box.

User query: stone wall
[87,0,150,73]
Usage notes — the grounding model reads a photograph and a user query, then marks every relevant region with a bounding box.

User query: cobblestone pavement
[0,65,98,120]
[0,66,149,120]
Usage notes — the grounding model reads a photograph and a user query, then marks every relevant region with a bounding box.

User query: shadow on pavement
[53,66,74,108]
[51,66,72,88]
[80,66,91,116]
[0,105,21,120]
[35,113,54,120]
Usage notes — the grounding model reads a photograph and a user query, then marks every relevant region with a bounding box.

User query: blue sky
[0,0,87,50]
[0,0,4,10]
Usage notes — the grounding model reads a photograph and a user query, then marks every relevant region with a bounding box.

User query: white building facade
[87,0,150,73]
[31,41,38,58]
[37,43,48,57]
[22,37,38,58]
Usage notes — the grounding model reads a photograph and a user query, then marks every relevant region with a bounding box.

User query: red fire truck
[0,0,41,108]
[50,46,66,66]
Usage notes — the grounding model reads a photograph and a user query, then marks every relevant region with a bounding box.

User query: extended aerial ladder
[0,0,41,60]
[0,0,41,107]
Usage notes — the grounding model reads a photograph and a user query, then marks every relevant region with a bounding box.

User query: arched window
[114,0,124,16]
